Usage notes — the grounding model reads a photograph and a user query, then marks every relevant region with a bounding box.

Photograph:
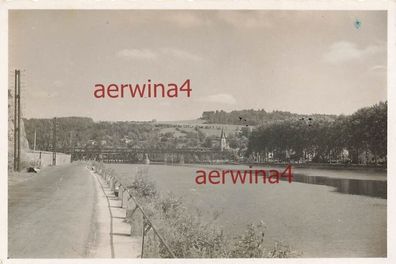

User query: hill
[201,109,336,125]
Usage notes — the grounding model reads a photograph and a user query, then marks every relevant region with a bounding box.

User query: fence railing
[92,165,176,258]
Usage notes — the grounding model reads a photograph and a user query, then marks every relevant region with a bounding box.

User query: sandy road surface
[8,163,97,258]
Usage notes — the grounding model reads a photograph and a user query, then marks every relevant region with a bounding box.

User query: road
[8,163,97,258]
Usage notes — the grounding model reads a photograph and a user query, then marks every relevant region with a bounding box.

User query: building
[220,128,228,151]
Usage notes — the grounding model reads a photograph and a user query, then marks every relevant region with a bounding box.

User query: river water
[106,163,387,258]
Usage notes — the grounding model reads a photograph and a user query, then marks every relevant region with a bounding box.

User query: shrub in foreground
[93,162,298,258]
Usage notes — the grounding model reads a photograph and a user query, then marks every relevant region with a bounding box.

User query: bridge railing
[91,164,176,258]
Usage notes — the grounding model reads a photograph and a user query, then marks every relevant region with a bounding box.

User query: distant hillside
[22,108,338,152]
[201,109,336,125]
[23,116,246,153]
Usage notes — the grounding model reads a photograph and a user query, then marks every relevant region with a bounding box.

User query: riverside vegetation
[95,162,298,258]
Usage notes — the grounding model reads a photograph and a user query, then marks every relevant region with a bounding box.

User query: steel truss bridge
[71,147,232,163]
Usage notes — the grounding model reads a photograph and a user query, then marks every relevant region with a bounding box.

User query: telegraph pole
[13,70,21,171]
[13,70,17,171]
[33,129,37,151]
[52,117,57,166]
[17,70,21,170]
[69,131,73,151]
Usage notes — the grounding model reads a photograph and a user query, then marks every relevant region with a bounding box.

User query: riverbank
[88,168,141,258]
[142,161,386,170]
[105,163,387,257]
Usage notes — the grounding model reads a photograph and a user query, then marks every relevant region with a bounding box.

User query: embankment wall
[25,150,71,168]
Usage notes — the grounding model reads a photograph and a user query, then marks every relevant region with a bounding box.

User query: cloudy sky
[9,10,387,121]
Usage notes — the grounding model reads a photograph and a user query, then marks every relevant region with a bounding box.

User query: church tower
[220,128,227,152]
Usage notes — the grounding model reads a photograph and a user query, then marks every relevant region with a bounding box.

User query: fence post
[99,172,176,258]
[128,204,139,236]
[119,186,124,207]
[141,215,145,258]
[122,189,128,209]
[110,177,115,192]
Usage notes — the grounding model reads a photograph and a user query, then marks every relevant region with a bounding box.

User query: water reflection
[291,174,387,199]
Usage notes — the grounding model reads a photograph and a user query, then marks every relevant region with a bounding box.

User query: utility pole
[13,69,21,171]
[69,131,73,152]
[52,117,57,166]
[33,129,37,151]
[69,130,75,159]
[17,70,21,171]
[13,70,17,171]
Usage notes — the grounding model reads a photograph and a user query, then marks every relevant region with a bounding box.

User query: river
[106,163,386,257]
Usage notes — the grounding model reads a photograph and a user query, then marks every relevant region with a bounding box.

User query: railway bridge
[71,147,232,164]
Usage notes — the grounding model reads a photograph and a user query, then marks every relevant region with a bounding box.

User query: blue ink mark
[354,18,362,29]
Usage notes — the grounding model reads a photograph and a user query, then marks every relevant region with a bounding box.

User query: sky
[9,10,387,121]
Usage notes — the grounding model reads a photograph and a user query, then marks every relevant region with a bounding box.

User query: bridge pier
[144,154,150,165]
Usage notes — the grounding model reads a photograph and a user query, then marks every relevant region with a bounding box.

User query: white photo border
[1,1,395,264]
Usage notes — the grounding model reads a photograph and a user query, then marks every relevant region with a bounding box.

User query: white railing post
[121,189,128,208]
[110,177,115,192]
[119,186,124,207]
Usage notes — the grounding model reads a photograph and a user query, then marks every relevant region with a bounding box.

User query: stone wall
[25,151,71,168]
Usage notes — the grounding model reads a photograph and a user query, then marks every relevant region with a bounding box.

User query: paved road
[8,163,97,258]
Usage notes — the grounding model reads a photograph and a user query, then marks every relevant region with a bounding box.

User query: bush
[132,177,297,258]
[128,174,157,201]
[227,222,266,258]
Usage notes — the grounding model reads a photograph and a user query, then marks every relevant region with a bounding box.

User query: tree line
[23,117,220,152]
[23,117,159,152]
[23,102,387,165]
[246,102,387,165]
[201,109,336,125]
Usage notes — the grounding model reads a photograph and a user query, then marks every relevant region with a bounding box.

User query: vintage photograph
[7,10,387,258]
